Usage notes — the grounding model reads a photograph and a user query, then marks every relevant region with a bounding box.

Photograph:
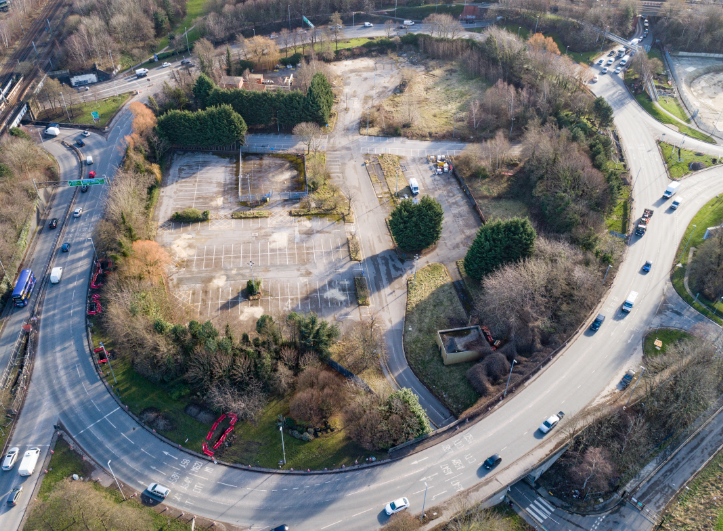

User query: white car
[73,207,83,218]
[539,413,563,434]
[597,59,604,65]
[162,62,171,67]
[385,497,409,516]
[606,58,614,65]
[147,483,170,498]
[601,67,609,74]
[592,75,599,83]
[81,130,90,137]
[614,66,622,74]
[1,447,19,471]
[364,22,373,27]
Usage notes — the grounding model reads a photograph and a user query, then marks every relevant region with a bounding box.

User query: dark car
[6,486,22,507]
[49,218,59,229]
[76,139,85,147]
[483,454,502,470]
[81,184,89,192]
[590,314,605,331]
[61,243,71,252]
[270,527,289,531]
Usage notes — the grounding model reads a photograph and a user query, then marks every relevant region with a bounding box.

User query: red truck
[635,208,653,236]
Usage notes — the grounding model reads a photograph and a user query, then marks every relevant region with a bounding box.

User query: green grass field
[643,329,692,356]
[312,36,379,53]
[384,4,465,20]
[605,185,631,233]
[659,141,719,179]
[404,263,478,417]
[670,195,723,326]
[37,438,95,500]
[37,93,131,127]
[657,96,691,123]
[634,94,715,144]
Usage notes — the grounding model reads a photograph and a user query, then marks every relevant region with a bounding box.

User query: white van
[403,20,414,26]
[50,267,63,284]
[147,483,170,498]
[620,55,630,67]
[622,291,638,313]
[44,126,60,137]
[86,155,93,165]
[671,197,683,210]
[18,448,41,476]
[409,178,420,196]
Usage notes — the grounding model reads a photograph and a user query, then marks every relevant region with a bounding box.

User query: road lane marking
[218,482,237,487]
[78,407,120,434]
[121,433,134,444]
[321,521,343,529]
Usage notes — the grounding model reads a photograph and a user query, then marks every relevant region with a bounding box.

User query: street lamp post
[625,366,646,408]
[107,460,126,500]
[678,225,697,264]
[100,342,117,384]
[713,296,723,318]
[280,425,286,465]
[504,359,517,397]
[0,257,7,284]
[249,261,256,295]
[421,482,428,522]
[288,5,291,30]
[517,26,521,38]
[185,27,190,54]
[565,45,570,55]
[534,15,540,34]
[412,254,420,290]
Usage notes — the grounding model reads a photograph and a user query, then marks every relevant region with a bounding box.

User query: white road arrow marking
[163,451,178,460]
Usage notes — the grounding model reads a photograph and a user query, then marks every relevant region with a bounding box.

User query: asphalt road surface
[2,34,723,531]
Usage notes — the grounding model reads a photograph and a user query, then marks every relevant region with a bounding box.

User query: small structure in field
[436,326,486,365]
[219,76,244,89]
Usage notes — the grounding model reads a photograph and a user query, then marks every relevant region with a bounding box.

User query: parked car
[147,483,170,498]
[81,130,90,137]
[539,412,564,434]
[592,75,599,83]
[601,67,609,74]
[385,497,409,516]
[49,218,59,229]
[620,369,636,389]
[642,260,652,272]
[1,447,19,471]
[61,243,71,252]
[483,454,502,469]
[364,22,373,27]
[6,487,22,507]
[73,207,83,217]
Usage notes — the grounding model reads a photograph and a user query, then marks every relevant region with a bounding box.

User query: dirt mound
[689,161,707,171]
[184,403,217,424]
[139,407,175,432]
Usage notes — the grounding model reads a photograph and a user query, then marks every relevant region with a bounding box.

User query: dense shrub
[171,208,210,222]
[464,218,537,281]
[484,352,511,383]
[389,196,444,252]
[692,230,723,301]
[466,363,490,396]
[281,53,303,66]
[156,104,247,147]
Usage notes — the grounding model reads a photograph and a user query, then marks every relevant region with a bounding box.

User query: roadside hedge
[156,104,247,147]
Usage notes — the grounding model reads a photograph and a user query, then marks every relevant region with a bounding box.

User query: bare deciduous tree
[293,122,322,154]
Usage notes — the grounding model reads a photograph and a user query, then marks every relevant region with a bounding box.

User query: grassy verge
[670,195,723,326]
[355,276,370,306]
[660,443,723,530]
[385,4,464,20]
[643,329,692,356]
[634,94,715,144]
[37,93,131,128]
[659,141,719,179]
[27,438,191,530]
[348,235,362,261]
[657,96,691,123]
[404,263,477,417]
[313,37,380,53]
[378,154,409,199]
[605,185,631,233]
[456,259,483,303]
[232,210,271,218]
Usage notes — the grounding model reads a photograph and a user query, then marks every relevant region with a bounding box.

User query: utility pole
[534,15,539,34]
[185,27,190,54]
[288,5,291,30]
[504,359,517,397]
[60,91,71,121]
[107,460,126,500]
[280,425,286,464]
[412,254,420,290]
[249,261,256,294]
[108,49,115,73]
[421,482,428,522]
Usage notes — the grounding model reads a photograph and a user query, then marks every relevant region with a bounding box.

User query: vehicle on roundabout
[385,497,409,516]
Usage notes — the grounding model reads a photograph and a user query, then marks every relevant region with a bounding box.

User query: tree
[292,122,322,154]
[193,73,215,109]
[389,196,444,253]
[527,32,561,54]
[226,46,234,76]
[570,447,616,492]
[304,73,334,125]
[329,12,344,50]
[464,218,537,281]
[156,104,247,147]
[593,97,614,126]
[290,312,340,360]
[194,38,216,78]
[384,20,396,38]
[466,363,490,396]
[692,230,723,301]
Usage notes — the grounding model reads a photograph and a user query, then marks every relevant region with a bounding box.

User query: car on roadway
[73,207,83,218]
[6,486,22,507]
[1,447,19,471]
[364,22,373,27]
[61,243,71,252]
[49,218,59,229]
[385,497,409,516]
[614,66,622,74]
[608,50,615,56]
[76,139,85,147]
[88,170,96,178]
[81,130,90,137]
[162,62,171,67]
[590,314,605,331]
[539,412,564,434]
[601,67,609,74]
[597,58,604,65]
[591,75,599,83]
[642,260,652,272]
[483,454,502,469]
[270,526,289,531]
[147,483,170,498]
[606,58,614,65]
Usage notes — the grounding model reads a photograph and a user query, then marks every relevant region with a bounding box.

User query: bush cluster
[171,208,210,223]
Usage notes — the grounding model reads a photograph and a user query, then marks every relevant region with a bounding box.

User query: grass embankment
[457,169,530,221]
[634,93,715,144]
[37,93,132,127]
[404,263,478,417]
[26,438,191,530]
[643,329,692,356]
[605,185,631,233]
[660,444,723,530]
[92,338,382,470]
[379,154,410,199]
[657,96,691,123]
[659,141,719,179]
[670,195,723,326]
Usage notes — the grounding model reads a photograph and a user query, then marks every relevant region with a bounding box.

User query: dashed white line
[218,482,237,487]
[121,433,135,444]
[352,508,373,517]
[321,520,343,529]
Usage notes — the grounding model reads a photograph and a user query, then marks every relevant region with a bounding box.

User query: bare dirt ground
[156,153,359,328]
[668,55,723,133]
[239,153,305,197]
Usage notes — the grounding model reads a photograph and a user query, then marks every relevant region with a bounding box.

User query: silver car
[1,447,19,471]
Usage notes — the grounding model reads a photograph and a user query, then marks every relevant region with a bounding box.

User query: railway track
[0,0,66,128]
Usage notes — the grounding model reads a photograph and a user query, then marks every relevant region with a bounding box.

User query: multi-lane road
[1,25,723,531]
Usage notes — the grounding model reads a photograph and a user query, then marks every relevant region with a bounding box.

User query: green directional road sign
[69,178,105,187]
[91,111,99,120]
[302,15,314,28]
